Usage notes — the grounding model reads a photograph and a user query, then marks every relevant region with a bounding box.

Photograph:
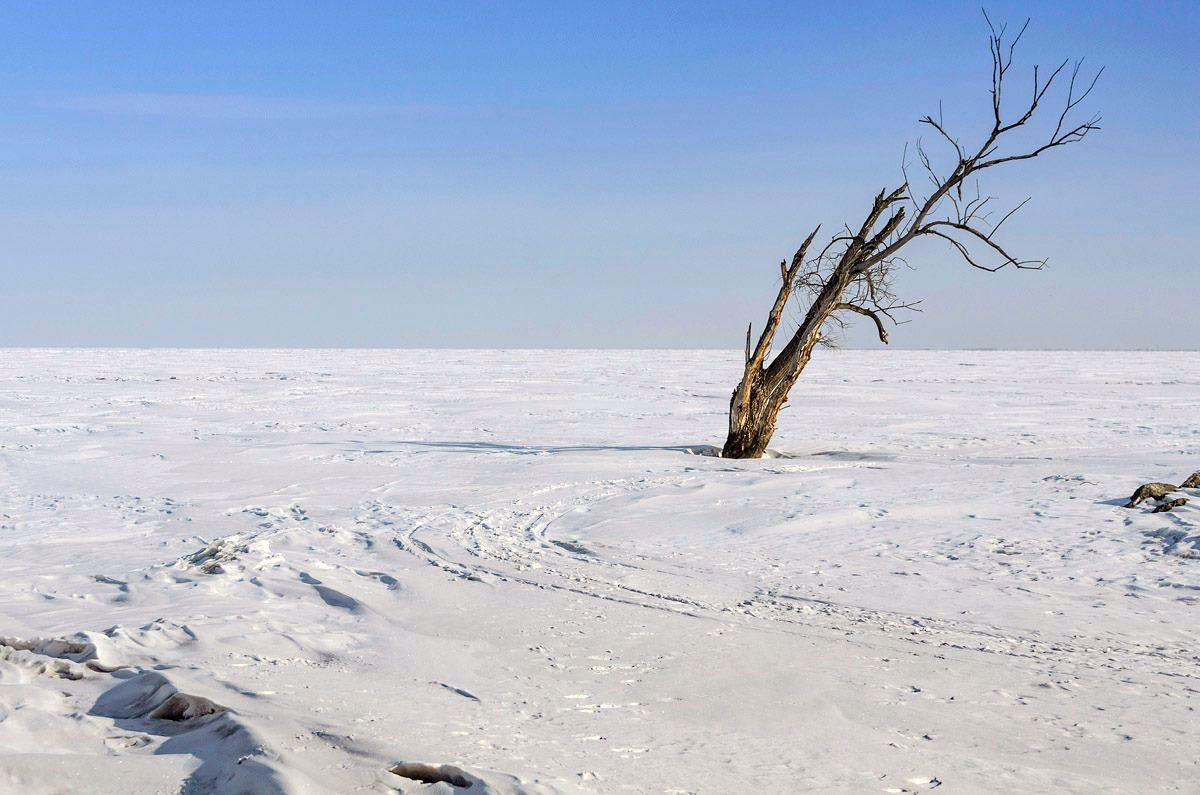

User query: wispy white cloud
[39,93,436,120]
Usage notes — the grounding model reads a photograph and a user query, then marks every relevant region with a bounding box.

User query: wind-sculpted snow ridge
[0,349,1197,793]
[0,626,303,794]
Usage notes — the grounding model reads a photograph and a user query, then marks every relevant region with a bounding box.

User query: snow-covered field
[0,348,1196,794]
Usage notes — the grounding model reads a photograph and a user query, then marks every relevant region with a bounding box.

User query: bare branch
[989,196,1031,238]
[835,303,890,344]
[924,222,1047,271]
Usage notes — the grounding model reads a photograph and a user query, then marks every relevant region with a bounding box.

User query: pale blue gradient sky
[1,2,1196,348]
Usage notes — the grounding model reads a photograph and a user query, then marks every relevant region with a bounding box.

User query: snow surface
[0,348,1197,794]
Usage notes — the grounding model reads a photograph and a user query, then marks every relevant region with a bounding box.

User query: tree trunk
[721,331,819,458]
[722,377,775,459]
[721,244,846,458]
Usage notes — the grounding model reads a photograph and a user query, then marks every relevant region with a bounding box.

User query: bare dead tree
[723,14,1101,458]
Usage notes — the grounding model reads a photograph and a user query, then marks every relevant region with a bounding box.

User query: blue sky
[2,1,1196,348]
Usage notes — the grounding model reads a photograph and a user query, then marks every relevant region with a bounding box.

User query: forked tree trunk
[720,283,825,459]
[722,200,894,459]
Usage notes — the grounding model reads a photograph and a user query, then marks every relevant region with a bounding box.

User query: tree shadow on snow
[357,440,723,457]
[317,439,904,466]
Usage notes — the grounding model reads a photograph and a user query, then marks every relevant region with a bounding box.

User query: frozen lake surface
[0,349,1197,793]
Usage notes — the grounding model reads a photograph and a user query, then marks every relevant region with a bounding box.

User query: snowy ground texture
[0,349,1197,794]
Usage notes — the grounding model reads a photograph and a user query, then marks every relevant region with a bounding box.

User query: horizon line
[2,346,1198,353]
